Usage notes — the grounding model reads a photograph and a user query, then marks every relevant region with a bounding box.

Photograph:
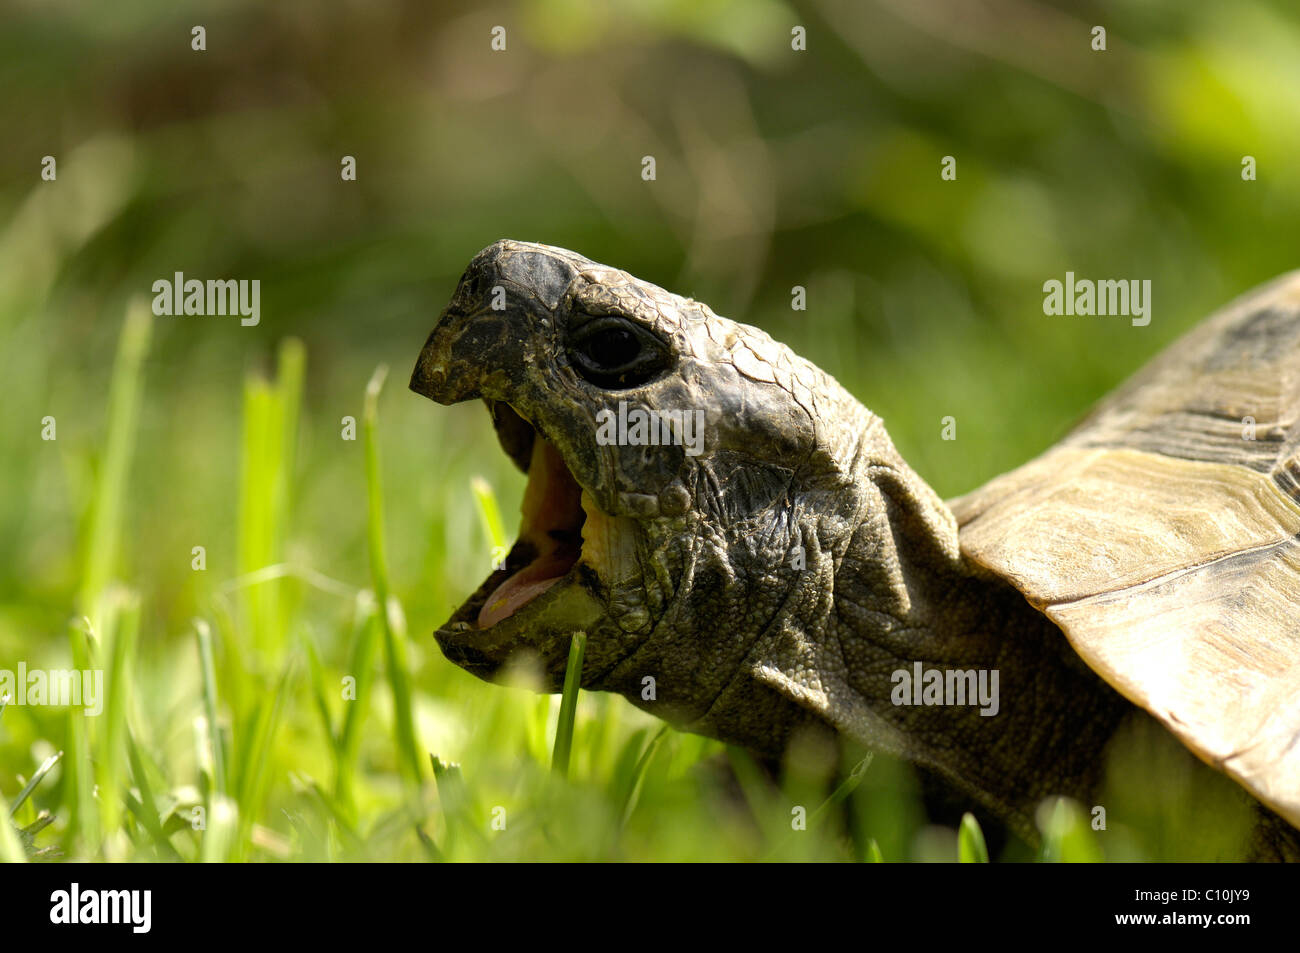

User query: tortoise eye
[567,316,671,389]
[584,326,638,367]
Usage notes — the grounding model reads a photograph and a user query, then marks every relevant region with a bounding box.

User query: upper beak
[412,240,583,405]
[409,303,531,406]
[409,322,458,403]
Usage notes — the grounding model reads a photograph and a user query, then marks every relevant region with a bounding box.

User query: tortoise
[409,239,1300,860]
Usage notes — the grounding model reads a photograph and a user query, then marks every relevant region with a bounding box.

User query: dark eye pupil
[584,328,638,368]
[567,317,671,389]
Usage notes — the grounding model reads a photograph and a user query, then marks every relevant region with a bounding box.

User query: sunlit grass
[959,812,989,864]
[362,364,423,802]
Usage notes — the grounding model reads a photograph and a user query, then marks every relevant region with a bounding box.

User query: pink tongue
[476,437,585,629]
[477,552,572,629]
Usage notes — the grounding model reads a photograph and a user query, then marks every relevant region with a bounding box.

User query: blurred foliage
[1,0,1296,860]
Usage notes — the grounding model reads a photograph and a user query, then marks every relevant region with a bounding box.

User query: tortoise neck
[827,447,1132,839]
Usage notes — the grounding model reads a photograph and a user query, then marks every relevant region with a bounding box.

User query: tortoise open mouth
[474,401,586,628]
[439,400,625,644]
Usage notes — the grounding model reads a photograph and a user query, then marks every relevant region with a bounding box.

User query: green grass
[958,813,989,864]
[550,631,587,779]
[362,365,424,804]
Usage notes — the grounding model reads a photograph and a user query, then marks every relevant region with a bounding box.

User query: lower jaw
[434,569,608,682]
[476,547,580,628]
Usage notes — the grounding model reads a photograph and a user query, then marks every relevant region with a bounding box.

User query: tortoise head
[410,240,941,752]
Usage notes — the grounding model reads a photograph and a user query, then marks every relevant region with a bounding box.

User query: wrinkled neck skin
[596,401,1131,844]
[817,427,1133,842]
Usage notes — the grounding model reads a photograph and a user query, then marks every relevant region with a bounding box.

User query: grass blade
[362,366,422,798]
[198,796,238,864]
[194,619,227,798]
[430,755,467,828]
[295,773,365,856]
[551,631,587,778]
[808,751,874,828]
[470,476,508,556]
[63,619,99,853]
[79,298,151,619]
[958,811,989,863]
[0,787,27,863]
[66,300,149,852]
[1036,796,1102,863]
[302,628,337,752]
[9,750,63,822]
[335,591,381,812]
[124,731,181,860]
[618,725,667,827]
[96,590,139,856]
[237,339,304,662]
[275,338,305,509]
[232,656,296,860]
[728,746,784,853]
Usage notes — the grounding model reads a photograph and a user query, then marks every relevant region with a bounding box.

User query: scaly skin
[410,240,1296,857]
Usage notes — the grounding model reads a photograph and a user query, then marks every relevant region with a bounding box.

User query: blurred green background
[1,0,1296,861]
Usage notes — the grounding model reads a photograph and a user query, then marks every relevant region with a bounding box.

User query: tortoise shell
[951,272,1300,828]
